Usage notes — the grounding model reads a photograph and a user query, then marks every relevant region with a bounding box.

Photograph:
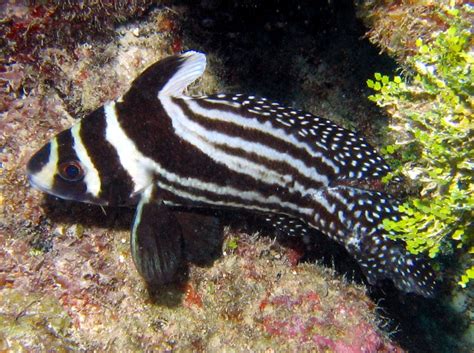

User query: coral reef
[1,1,470,352]
[0,227,401,351]
[0,2,401,351]
[356,0,470,62]
[0,0,157,65]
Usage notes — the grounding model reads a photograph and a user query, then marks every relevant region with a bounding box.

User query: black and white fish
[27,51,437,297]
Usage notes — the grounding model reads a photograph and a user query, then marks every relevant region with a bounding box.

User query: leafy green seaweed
[367,3,473,288]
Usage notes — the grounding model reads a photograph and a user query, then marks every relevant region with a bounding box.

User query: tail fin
[321,186,437,297]
[350,230,437,297]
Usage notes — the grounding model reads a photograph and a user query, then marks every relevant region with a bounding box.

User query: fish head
[27,126,104,205]
[27,112,135,206]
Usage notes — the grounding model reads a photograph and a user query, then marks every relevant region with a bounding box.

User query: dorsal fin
[123,51,206,103]
[160,51,206,97]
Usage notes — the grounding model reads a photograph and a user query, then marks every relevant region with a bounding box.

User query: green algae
[0,289,77,351]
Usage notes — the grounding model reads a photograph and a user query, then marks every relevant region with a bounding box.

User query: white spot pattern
[203,94,392,182]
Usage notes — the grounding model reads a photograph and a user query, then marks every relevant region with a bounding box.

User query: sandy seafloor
[1,1,472,352]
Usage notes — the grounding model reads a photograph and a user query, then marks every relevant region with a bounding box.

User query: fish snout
[27,142,51,176]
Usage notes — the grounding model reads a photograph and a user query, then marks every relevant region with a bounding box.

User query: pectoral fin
[131,186,183,287]
[176,210,223,265]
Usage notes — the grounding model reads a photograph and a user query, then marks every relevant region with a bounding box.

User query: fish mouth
[27,174,65,200]
[28,174,108,206]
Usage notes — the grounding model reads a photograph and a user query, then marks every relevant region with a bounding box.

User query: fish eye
[58,160,84,182]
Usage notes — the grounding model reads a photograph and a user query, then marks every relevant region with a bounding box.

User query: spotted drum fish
[27,51,437,297]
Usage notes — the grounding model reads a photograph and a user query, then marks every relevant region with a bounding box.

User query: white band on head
[71,122,101,196]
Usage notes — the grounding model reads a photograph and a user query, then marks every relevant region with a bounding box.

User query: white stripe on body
[104,101,311,217]
[105,102,154,194]
[155,179,314,218]
[160,96,325,198]
[184,98,340,173]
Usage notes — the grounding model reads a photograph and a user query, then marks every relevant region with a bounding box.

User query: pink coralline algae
[260,290,402,352]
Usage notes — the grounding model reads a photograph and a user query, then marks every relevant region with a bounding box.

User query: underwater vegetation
[365,2,473,289]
